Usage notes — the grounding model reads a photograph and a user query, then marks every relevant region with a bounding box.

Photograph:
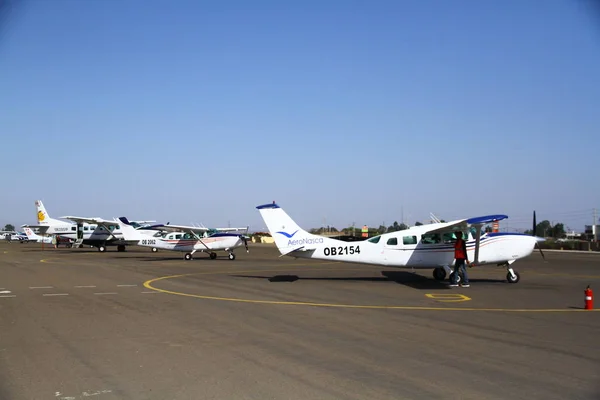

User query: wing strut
[473,225,482,265]
[189,230,211,251]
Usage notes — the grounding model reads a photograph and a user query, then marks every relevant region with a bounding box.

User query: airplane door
[77,223,84,240]
[399,234,422,266]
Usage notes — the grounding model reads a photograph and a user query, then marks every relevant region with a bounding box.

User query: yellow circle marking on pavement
[143,266,600,313]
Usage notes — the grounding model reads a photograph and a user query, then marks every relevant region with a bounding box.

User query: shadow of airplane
[229,270,507,290]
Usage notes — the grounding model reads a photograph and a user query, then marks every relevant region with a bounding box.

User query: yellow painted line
[425,293,471,302]
[143,266,600,313]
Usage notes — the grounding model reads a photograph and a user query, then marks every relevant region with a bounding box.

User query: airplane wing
[60,216,111,224]
[60,216,121,240]
[149,224,210,234]
[211,227,249,232]
[421,215,508,265]
[150,224,248,234]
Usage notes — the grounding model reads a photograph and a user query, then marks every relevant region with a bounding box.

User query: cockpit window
[386,237,398,245]
[367,236,381,243]
[442,231,469,243]
[421,233,441,244]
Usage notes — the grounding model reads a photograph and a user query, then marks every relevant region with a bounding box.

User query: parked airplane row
[22,200,250,260]
[19,200,545,284]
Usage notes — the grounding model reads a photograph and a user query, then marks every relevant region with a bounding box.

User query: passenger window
[71,227,76,231]
[175,234,182,240]
[421,233,441,244]
[403,236,417,245]
[386,237,398,246]
[84,226,89,231]
[90,226,97,230]
[368,236,381,244]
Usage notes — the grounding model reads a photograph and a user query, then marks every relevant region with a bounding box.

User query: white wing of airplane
[151,224,249,234]
[419,215,509,264]
[60,216,122,240]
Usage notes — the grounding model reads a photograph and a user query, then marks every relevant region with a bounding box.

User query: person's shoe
[449,283,459,287]
[460,283,470,287]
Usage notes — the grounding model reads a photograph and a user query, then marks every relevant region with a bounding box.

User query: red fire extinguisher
[584,285,593,310]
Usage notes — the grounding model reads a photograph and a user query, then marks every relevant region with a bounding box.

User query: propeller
[241,235,249,252]
[532,210,546,261]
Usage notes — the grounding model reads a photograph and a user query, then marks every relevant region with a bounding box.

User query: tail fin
[117,217,145,241]
[35,200,51,225]
[23,227,38,240]
[256,202,323,255]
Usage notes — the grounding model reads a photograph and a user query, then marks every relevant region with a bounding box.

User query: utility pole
[594,208,598,242]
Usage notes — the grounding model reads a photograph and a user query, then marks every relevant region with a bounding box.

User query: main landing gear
[433,263,521,284]
[182,251,236,261]
[96,244,126,252]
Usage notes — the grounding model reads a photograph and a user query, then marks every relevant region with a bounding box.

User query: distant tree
[550,223,565,239]
[535,220,552,237]
[4,224,15,231]
[377,225,387,234]
[386,221,409,232]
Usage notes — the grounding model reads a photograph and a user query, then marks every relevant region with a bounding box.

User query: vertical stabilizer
[256,202,323,255]
[35,200,51,225]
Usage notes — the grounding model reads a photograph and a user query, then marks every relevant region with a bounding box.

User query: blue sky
[1,0,599,232]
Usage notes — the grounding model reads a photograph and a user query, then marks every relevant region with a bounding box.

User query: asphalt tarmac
[1,241,599,400]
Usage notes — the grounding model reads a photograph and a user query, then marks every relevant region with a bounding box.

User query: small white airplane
[22,200,157,252]
[22,226,53,244]
[256,202,546,284]
[118,217,249,260]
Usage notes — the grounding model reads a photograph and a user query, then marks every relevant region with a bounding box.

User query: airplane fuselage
[137,233,245,252]
[274,231,537,269]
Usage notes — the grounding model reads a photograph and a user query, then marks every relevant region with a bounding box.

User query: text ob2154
[323,245,361,256]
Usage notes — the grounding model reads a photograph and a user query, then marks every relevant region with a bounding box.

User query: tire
[433,268,446,281]
[506,271,520,283]
[449,271,462,284]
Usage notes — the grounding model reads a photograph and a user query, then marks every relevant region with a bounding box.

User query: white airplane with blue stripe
[256,202,546,284]
[118,217,249,260]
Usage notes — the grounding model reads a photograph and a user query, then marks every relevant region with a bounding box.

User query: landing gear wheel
[506,271,520,283]
[209,252,217,260]
[184,253,193,261]
[117,245,126,252]
[449,271,462,284]
[151,247,158,252]
[228,253,236,260]
[98,245,106,252]
[433,268,446,281]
